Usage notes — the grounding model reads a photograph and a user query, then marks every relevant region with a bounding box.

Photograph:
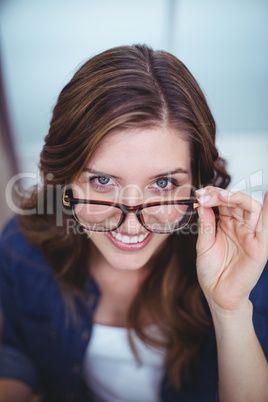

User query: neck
[88,244,152,327]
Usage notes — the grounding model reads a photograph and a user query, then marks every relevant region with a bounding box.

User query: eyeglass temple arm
[62,185,71,207]
[193,159,201,210]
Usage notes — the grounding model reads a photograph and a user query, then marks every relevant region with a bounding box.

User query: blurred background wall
[0,0,267,229]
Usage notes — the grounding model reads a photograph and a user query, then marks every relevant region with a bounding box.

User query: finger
[196,187,262,230]
[219,190,262,230]
[256,191,268,255]
[196,205,216,255]
[197,187,259,211]
[219,190,261,213]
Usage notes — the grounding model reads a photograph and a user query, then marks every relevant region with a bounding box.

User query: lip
[106,231,153,251]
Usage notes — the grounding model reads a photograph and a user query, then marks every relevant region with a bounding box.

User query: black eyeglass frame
[62,186,199,234]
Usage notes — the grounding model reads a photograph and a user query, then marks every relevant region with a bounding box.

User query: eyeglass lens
[72,202,194,233]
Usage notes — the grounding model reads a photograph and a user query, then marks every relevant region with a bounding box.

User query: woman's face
[72,127,192,271]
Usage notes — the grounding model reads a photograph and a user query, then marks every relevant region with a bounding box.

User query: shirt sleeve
[0,345,39,387]
[0,221,39,390]
[250,261,268,359]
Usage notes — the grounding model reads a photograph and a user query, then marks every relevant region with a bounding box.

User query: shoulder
[0,216,48,268]
[0,217,60,312]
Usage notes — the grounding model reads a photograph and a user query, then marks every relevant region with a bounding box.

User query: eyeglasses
[63,186,199,234]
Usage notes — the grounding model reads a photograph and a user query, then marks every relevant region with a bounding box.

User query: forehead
[86,127,191,175]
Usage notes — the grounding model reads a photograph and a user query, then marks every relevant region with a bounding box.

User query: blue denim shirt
[0,217,267,401]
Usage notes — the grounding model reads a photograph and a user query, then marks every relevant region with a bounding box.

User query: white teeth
[130,236,139,244]
[111,232,149,244]
[138,234,145,242]
[122,235,130,244]
[111,232,122,241]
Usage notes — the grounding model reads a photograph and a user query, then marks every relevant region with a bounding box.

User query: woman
[0,44,267,402]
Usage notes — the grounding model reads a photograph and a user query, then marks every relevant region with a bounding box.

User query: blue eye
[97,176,110,185]
[149,177,180,193]
[156,179,170,188]
[88,175,114,191]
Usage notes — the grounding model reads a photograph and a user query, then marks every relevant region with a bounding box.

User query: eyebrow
[149,168,189,180]
[83,167,189,180]
[82,168,120,180]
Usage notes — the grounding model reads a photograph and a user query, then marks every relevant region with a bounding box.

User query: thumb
[196,206,216,255]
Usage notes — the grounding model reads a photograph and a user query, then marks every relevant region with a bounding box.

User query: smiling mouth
[111,231,149,244]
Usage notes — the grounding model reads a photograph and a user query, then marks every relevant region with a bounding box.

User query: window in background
[0,0,267,200]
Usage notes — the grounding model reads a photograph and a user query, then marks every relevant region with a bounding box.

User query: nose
[119,184,143,206]
[120,210,144,234]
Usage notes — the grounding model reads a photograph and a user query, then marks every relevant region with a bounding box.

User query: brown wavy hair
[20,44,230,387]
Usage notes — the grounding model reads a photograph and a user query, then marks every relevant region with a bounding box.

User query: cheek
[154,234,170,252]
[87,231,105,247]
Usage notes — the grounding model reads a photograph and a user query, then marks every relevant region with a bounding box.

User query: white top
[82,324,166,402]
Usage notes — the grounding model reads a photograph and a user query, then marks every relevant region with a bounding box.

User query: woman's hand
[195,187,268,313]
[0,379,35,402]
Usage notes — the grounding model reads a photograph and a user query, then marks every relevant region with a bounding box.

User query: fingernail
[220,190,232,197]
[196,188,207,195]
[198,195,211,204]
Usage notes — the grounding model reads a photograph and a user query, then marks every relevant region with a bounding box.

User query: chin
[108,254,151,272]
[94,246,163,273]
